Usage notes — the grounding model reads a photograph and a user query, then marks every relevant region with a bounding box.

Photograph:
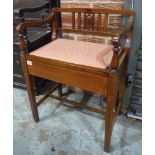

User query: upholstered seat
[30,39,114,69]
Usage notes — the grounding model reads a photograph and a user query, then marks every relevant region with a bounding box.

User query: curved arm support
[16,13,56,53]
[117,16,135,39]
[111,16,135,70]
[16,13,54,33]
[14,2,49,17]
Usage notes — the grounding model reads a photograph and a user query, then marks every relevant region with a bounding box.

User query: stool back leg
[118,50,129,114]
[58,83,62,97]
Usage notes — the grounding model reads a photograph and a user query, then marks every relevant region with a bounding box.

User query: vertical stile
[84,13,86,29]
[103,13,108,32]
[53,13,58,32]
[97,13,101,31]
[72,12,75,29]
[78,12,81,30]
[92,13,95,31]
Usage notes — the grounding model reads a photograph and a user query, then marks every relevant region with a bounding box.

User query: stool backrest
[51,8,135,37]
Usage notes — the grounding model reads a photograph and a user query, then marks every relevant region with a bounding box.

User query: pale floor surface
[13,88,142,155]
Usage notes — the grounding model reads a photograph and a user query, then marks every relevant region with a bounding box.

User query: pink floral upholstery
[30,39,114,69]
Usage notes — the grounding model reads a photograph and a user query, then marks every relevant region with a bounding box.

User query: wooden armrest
[117,16,135,38]
[16,13,54,33]
[111,16,134,70]
[14,2,49,17]
[112,16,134,43]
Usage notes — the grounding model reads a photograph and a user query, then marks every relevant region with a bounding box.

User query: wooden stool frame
[16,8,135,152]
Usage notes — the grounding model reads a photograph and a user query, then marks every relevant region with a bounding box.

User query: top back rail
[51,8,134,37]
[51,8,134,15]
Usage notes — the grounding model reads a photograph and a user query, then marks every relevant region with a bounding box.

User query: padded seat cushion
[30,39,114,69]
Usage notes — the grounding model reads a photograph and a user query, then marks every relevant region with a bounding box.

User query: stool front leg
[20,53,39,122]
[104,72,118,152]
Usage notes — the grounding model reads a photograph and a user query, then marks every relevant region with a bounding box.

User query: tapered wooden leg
[118,50,129,114]
[118,74,125,114]
[104,72,117,152]
[58,84,62,97]
[20,52,39,122]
